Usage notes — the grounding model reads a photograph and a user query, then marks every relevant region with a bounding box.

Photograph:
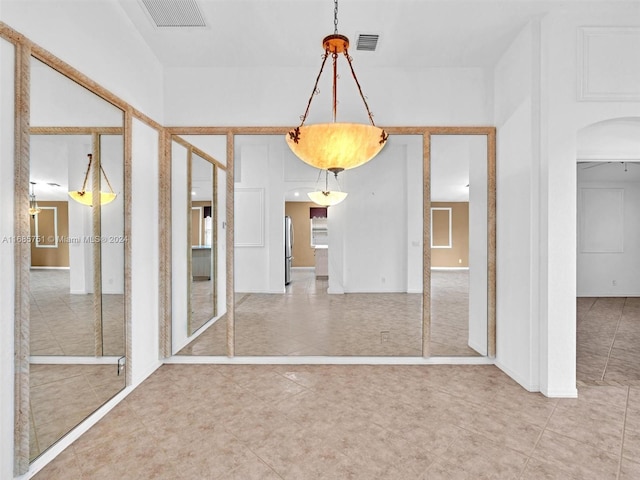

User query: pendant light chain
[334,0,339,34]
[78,154,116,194]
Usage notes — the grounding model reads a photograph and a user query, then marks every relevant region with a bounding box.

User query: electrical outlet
[381,331,390,343]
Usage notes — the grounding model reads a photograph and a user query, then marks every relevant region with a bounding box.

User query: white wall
[577,180,640,296]
[340,141,410,293]
[467,136,488,355]
[493,21,540,392]
[164,66,491,126]
[539,4,640,397]
[1,0,164,121]
[171,141,189,352]
[217,168,227,318]
[99,134,125,295]
[30,58,123,127]
[494,4,640,397]
[233,138,285,293]
[130,118,161,384]
[0,35,16,480]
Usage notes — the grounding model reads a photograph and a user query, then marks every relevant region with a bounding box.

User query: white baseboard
[29,266,69,270]
[165,355,495,366]
[30,356,121,364]
[494,360,540,393]
[431,267,469,271]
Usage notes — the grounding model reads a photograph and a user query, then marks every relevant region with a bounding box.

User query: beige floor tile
[530,429,619,480]
[619,458,640,480]
[432,430,529,479]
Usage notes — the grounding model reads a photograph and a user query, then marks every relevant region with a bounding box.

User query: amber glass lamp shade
[307,190,348,207]
[287,123,387,172]
[68,191,117,206]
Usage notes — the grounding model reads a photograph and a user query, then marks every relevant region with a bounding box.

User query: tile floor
[179,269,478,356]
[191,277,215,335]
[32,364,640,479]
[30,269,125,356]
[29,364,126,461]
[28,279,640,478]
[577,297,640,385]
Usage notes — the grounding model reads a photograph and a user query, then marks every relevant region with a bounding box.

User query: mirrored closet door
[28,57,126,461]
[429,132,493,356]
[171,135,227,356]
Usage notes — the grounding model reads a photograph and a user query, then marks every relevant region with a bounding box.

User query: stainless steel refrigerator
[284,215,293,285]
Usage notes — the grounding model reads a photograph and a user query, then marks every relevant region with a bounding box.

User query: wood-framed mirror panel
[168,134,228,356]
[27,53,128,462]
[164,127,495,360]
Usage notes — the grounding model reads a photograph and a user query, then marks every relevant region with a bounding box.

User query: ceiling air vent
[356,34,380,52]
[141,0,207,28]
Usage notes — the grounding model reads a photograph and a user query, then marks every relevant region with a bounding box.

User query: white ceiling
[116,0,593,69]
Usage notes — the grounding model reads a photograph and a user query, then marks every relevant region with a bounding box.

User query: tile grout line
[602,297,626,382]
[517,398,560,479]
[616,385,630,480]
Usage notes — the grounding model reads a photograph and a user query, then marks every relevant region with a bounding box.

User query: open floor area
[33,363,640,480]
[179,269,478,357]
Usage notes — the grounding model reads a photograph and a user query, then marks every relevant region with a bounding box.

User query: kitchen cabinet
[315,247,328,278]
[192,246,211,280]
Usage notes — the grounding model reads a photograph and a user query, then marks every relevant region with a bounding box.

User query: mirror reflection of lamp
[68,153,117,206]
[29,181,42,217]
[307,169,348,207]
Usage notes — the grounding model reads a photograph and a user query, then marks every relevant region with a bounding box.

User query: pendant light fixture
[286,0,388,175]
[29,182,42,217]
[68,154,117,206]
[308,169,348,207]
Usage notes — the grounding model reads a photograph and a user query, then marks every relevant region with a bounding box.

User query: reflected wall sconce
[68,154,117,206]
[29,182,41,217]
[286,0,388,175]
[308,169,348,207]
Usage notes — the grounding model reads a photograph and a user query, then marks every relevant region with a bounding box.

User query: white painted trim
[191,206,203,246]
[495,360,540,393]
[541,388,579,399]
[468,339,486,356]
[234,187,264,247]
[430,207,452,248]
[29,356,121,364]
[578,26,640,102]
[164,355,495,365]
[34,206,58,248]
[431,267,469,271]
[29,266,69,270]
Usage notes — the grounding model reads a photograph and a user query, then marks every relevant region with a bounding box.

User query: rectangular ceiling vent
[356,34,380,52]
[141,0,207,28]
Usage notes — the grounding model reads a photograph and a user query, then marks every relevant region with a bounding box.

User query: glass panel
[430,134,488,356]
[190,152,214,334]
[172,135,227,356]
[99,134,125,355]
[28,57,126,461]
[226,134,423,356]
